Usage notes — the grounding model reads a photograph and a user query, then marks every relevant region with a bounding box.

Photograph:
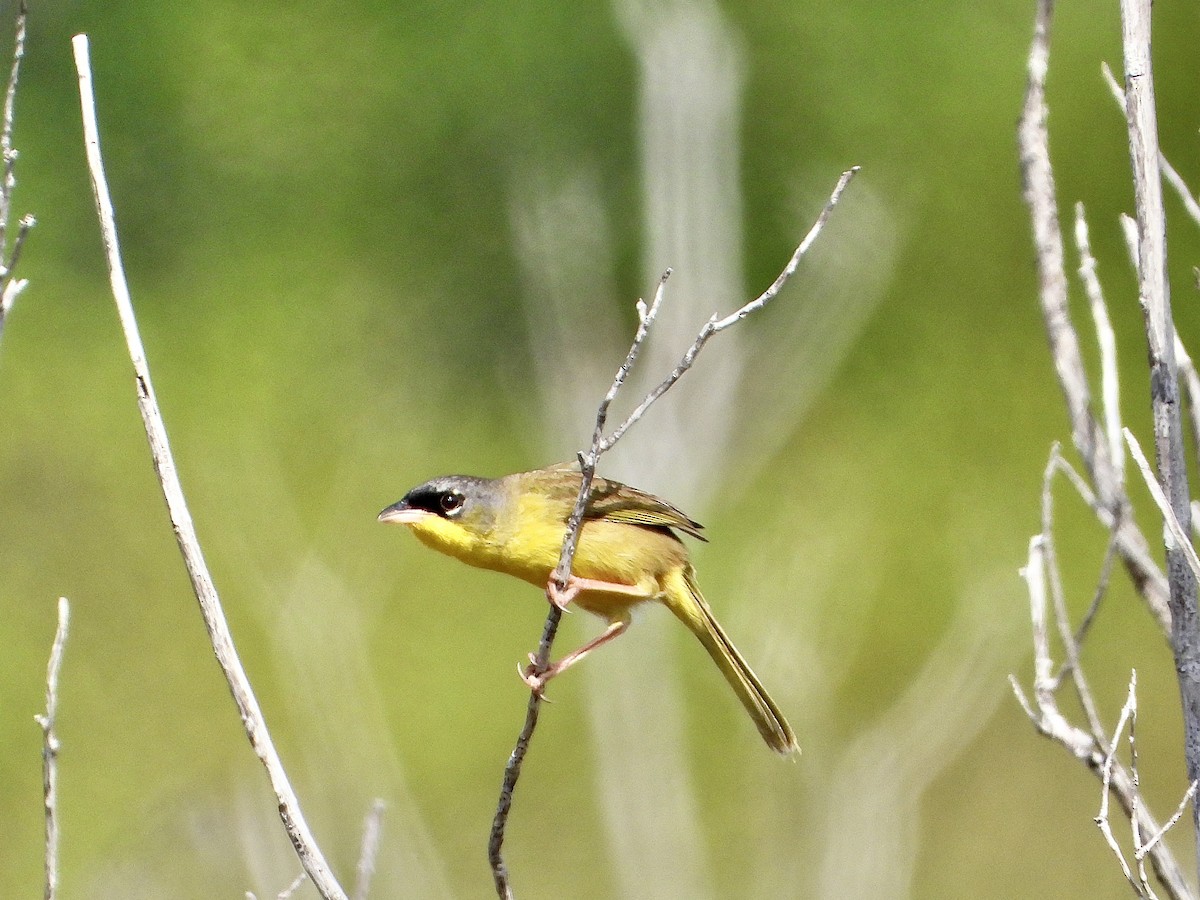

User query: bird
[378,463,798,754]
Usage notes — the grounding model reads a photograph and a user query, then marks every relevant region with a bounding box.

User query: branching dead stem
[487,167,859,899]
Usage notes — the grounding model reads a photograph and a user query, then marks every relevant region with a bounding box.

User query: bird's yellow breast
[406,486,689,614]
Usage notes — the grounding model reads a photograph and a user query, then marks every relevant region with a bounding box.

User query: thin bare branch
[0,0,32,343]
[1014,543,1194,898]
[1041,447,1105,736]
[1096,672,1139,891]
[1019,0,1170,633]
[1074,203,1124,485]
[1103,62,1200,231]
[72,35,348,900]
[0,268,27,340]
[34,597,69,900]
[487,268,674,900]
[1124,429,1200,583]
[1173,334,1200,469]
[1127,673,1161,899]
[276,873,308,900]
[1141,781,1200,861]
[1016,453,1192,897]
[1070,528,1120,655]
[0,0,26,256]
[598,166,859,453]
[1118,18,1200,830]
[1019,0,1112,498]
[487,167,858,898]
[352,800,386,900]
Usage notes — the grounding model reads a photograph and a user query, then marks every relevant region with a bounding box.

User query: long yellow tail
[664,568,798,755]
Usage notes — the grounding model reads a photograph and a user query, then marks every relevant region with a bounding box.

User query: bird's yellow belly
[408,499,687,617]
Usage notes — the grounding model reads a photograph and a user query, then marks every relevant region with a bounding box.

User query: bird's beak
[377,501,428,525]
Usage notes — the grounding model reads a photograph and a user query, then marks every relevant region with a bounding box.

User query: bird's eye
[440,491,464,515]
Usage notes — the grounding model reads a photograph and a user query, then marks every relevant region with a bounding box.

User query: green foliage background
[3,1,1200,897]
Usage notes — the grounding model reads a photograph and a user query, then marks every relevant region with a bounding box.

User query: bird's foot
[519,654,556,697]
[546,578,579,612]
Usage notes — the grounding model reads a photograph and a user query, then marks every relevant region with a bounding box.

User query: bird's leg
[546,574,651,611]
[521,614,631,695]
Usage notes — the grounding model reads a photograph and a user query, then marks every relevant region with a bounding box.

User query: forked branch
[486,166,859,899]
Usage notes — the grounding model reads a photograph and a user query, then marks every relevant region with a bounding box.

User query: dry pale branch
[1011,522,1193,898]
[0,0,32,343]
[246,873,308,900]
[352,800,386,900]
[1018,0,1170,633]
[1017,0,1200,891]
[484,268,675,900]
[1097,672,1139,891]
[276,873,308,900]
[72,35,348,900]
[1118,1,1200,871]
[1102,63,1200,232]
[1125,428,1200,583]
[1040,447,1104,736]
[1104,55,1200,482]
[1074,204,1124,484]
[1172,336,1200,472]
[34,597,69,900]
[1143,782,1200,865]
[1094,671,1200,900]
[486,166,859,899]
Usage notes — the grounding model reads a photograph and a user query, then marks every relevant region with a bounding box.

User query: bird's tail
[663,567,798,755]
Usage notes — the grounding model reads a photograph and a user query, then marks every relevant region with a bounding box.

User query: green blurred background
[3,0,1200,897]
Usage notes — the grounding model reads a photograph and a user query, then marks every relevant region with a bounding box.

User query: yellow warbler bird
[378,463,797,754]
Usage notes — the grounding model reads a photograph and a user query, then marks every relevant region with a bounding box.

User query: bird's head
[378,474,502,558]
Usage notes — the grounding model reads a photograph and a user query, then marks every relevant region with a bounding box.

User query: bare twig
[1018,0,1170,633]
[0,0,32,343]
[276,873,308,900]
[352,800,386,900]
[486,166,858,898]
[486,268,674,900]
[1124,429,1200,583]
[1070,527,1120,655]
[1019,0,1112,499]
[0,0,25,261]
[34,597,69,900]
[1142,781,1200,862]
[1173,335,1200,470]
[1012,535,1193,898]
[1074,203,1123,484]
[1119,2,1200,870]
[1103,63,1200,232]
[1040,448,1104,736]
[0,0,25,248]
[249,873,309,900]
[598,166,859,453]
[1127,677,1162,899]
[1097,672,1138,891]
[72,35,348,900]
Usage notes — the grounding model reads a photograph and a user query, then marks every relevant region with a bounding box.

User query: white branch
[353,800,386,900]
[1103,62,1200,231]
[1074,203,1124,486]
[1097,672,1138,891]
[1124,427,1200,583]
[72,34,348,900]
[34,597,69,900]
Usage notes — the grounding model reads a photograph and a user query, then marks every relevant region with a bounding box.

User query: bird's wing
[535,463,706,541]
